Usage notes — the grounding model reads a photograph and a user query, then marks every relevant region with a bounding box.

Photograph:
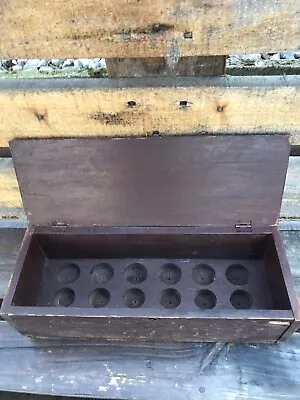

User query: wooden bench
[0,0,300,397]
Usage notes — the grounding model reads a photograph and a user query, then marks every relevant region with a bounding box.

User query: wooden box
[1,135,299,342]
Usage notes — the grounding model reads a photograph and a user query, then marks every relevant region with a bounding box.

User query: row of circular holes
[54,287,252,310]
[58,262,249,287]
[127,100,223,112]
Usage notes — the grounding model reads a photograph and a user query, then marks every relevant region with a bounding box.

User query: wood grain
[0,320,299,398]
[0,0,299,58]
[1,156,300,222]
[9,136,290,228]
[0,76,300,148]
[106,56,226,77]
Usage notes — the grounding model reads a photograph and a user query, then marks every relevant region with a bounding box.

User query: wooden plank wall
[106,57,226,77]
[0,0,299,58]
[0,76,300,148]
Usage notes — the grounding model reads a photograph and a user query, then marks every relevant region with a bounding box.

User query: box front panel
[6,314,291,343]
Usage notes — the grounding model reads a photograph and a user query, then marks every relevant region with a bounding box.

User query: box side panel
[271,228,300,340]
[1,229,34,310]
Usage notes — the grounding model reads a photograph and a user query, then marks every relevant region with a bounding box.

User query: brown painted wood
[1,227,299,338]
[10,135,290,229]
[5,315,291,343]
[1,227,295,342]
[2,136,298,343]
[0,0,299,58]
[1,228,298,320]
[0,76,300,148]
[106,56,226,77]
[2,156,300,223]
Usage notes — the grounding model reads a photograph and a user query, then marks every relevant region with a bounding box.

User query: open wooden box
[1,135,299,342]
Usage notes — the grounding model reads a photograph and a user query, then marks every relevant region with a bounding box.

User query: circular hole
[179,100,188,107]
[160,263,182,285]
[127,100,136,107]
[57,263,80,285]
[183,31,193,39]
[194,290,216,309]
[192,264,215,285]
[230,290,253,309]
[89,288,110,308]
[226,264,249,286]
[125,263,147,284]
[160,289,181,309]
[152,130,161,137]
[124,288,145,308]
[91,263,114,284]
[54,288,75,307]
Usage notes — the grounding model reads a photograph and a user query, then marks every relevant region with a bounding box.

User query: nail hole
[183,31,193,39]
[127,101,136,107]
[152,130,161,137]
[217,105,224,112]
[152,23,161,33]
[89,288,110,308]
[36,113,45,121]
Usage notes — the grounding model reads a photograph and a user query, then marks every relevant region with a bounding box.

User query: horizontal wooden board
[0,0,299,58]
[0,76,300,147]
[1,156,300,222]
[0,320,299,399]
[106,57,226,77]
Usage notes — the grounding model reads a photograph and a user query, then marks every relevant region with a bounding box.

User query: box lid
[10,135,290,229]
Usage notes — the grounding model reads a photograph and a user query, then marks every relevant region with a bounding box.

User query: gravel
[226,51,300,75]
[0,53,299,78]
[0,58,107,78]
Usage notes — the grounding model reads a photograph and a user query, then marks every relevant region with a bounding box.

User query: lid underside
[10,135,290,228]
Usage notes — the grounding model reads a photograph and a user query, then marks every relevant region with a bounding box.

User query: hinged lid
[10,135,290,229]
[235,221,252,233]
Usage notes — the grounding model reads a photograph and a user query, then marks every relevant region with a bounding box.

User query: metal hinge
[50,222,69,231]
[235,221,252,232]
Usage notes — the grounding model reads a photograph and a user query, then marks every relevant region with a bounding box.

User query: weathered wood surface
[1,156,299,222]
[0,77,300,148]
[0,319,299,399]
[281,157,300,219]
[106,56,226,77]
[0,0,299,58]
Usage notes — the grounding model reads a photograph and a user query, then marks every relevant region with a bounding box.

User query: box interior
[11,232,292,312]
